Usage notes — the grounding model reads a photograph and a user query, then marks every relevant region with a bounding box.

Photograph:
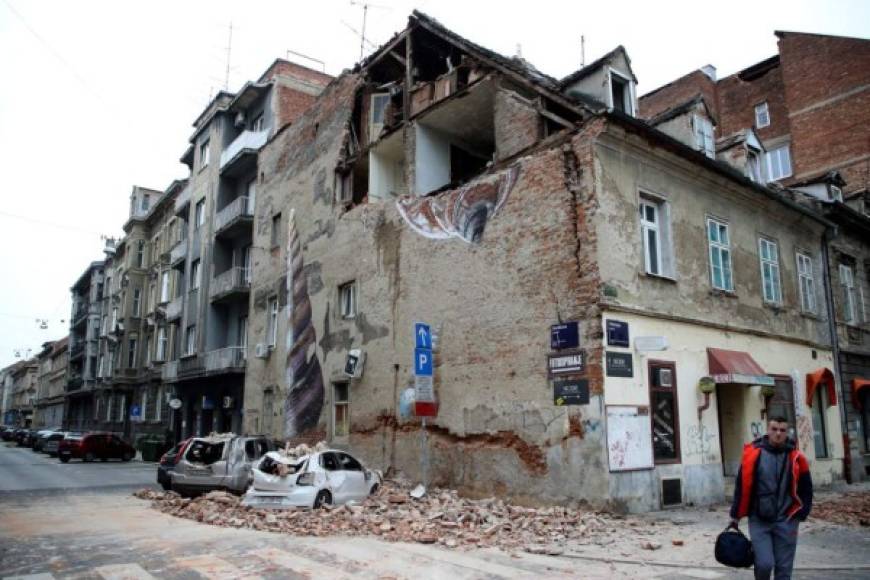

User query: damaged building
[241,12,846,511]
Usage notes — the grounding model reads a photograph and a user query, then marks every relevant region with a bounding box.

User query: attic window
[693,115,715,159]
[609,70,634,116]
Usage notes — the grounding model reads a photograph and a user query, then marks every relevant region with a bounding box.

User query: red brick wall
[274,85,320,130]
[777,33,870,190]
[494,88,541,160]
[260,59,333,87]
[716,62,789,141]
[639,70,718,122]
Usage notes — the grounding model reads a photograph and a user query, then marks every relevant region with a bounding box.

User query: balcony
[162,360,178,382]
[170,237,188,267]
[166,295,183,321]
[69,342,85,361]
[67,374,83,391]
[71,305,89,329]
[174,184,192,216]
[204,347,246,373]
[220,129,268,177]
[214,196,254,239]
[209,267,251,303]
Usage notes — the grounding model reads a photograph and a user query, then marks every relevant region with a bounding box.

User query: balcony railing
[209,267,251,302]
[204,347,246,373]
[72,305,89,328]
[170,237,188,266]
[166,295,183,320]
[214,196,254,235]
[220,129,268,172]
[162,360,178,381]
[69,343,85,360]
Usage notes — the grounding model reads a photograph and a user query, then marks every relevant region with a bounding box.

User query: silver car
[169,435,273,496]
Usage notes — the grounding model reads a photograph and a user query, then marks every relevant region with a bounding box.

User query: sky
[0,0,867,368]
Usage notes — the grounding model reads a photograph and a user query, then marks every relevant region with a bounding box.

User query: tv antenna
[349,1,391,61]
[224,22,234,90]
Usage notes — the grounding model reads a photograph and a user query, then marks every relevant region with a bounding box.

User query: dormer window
[693,115,715,158]
[830,185,843,203]
[609,70,635,116]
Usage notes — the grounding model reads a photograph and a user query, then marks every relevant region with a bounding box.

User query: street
[2,443,870,579]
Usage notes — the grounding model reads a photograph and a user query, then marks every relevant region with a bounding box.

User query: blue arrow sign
[415,323,431,349]
[130,405,141,418]
[414,348,433,376]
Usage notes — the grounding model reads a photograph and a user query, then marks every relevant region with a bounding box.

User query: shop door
[716,384,747,477]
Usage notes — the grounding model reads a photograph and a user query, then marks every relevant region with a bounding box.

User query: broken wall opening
[369,129,407,199]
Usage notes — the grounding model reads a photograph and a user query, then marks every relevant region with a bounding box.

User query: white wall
[414,123,451,195]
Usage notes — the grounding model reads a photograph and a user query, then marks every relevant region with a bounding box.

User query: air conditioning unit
[254,343,272,359]
[344,349,366,379]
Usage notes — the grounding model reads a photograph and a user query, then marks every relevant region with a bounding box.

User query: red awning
[806,368,837,407]
[706,348,775,386]
[853,378,870,410]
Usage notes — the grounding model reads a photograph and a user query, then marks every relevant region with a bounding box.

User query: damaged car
[242,449,381,509]
[169,434,272,497]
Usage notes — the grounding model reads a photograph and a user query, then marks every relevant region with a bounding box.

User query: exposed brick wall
[494,87,541,160]
[639,70,717,123]
[274,85,320,130]
[777,33,870,191]
[259,59,334,87]
[716,62,789,141]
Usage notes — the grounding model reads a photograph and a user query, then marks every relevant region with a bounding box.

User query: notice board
[606,405,654,472]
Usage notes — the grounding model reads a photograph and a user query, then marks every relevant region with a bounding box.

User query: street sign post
[413,322,436,489]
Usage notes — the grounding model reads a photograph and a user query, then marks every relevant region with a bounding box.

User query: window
[128,337,137,368]
[155,386,162,422]
[747,151,763,182]
[238,315,248,352]
[639,197,673,277]
[339,281,357,319]
[267,298,278,346]
[111,307,118,331]
[811,386,828,458]
[148,282,156,313]
[766,145,792,181]
[105,277,112,297]
[195,200,205,229]
[199,139,210,169]
[754,102,770,128]
[270,213,282,247]
[118,394,126,423]
[369,93,390,144]
[241,246,252,283]
[649,361,679,463]
[245,178,257,213]
[97,354,104,378]
[333,382,349,438]
[156,327,167,361]
[160,271,170,303]
[136,240,145,268]
[132,288,142,317]
[190,260,201,291]
[144,334,152,366]
[609,70,634,116]
[141,194,150,212]
[106,393,113,421]
[141,389,148,423]
[758,238,782,304]
[707,218,733,292]
[797,253,816,313]
[251,114,264,132]
[840,264,857,324]
[693,115,715,158]
[185,325,197,356]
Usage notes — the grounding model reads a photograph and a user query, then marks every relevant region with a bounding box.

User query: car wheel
[59,456,70,463]
[369,483,380,495]
[313,490,332,509]
[84,452,95,462]
[122,452,133,462]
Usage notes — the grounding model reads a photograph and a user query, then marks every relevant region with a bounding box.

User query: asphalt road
[0,440,157,494]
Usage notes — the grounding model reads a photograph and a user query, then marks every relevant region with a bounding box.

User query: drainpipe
[822,225,852,483]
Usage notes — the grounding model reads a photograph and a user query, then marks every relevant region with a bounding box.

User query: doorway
[716,384,747,476]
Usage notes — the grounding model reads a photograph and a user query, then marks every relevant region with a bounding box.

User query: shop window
[810,387,829,458]
[649,360,680,463]
[333,382,349,438]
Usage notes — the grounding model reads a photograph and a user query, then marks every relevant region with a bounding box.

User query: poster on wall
[606,405,654,472]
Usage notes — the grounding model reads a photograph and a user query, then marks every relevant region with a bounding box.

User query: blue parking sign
[414,348,433,376]
[415,323,431,349]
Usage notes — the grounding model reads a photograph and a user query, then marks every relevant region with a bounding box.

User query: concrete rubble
[133,479,662,553]
[811,491,870,527]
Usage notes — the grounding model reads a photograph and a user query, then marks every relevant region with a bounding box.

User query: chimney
[701,65,717,82]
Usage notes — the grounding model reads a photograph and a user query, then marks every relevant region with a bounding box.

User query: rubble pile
[134,482,632,552]
[812,491,870,527]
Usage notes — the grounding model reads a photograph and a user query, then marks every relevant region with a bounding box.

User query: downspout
[821,225,852,483]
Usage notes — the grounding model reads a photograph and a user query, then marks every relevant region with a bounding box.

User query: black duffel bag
[715,522,754,568]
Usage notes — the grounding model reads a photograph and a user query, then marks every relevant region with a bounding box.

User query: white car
[242,449,381,509]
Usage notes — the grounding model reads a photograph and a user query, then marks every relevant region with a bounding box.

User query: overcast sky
[0,0,867,368]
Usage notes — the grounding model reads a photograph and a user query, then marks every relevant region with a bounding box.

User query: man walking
[730,416,813,579]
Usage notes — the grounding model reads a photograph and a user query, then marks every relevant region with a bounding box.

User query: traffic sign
[414,348,433,376]
[130,405,141,419]
[415,323,431,349]
[414,375,434,401]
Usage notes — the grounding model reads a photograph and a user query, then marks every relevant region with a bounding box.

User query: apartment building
[65,261,104,430]
[160,60,332,440]
[237,12,846,511]
[3,359,38,427]
[33,337,68,428]
[640,31,870,481]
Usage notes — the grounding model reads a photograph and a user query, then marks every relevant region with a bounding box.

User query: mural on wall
[396,165,521,243]
[283,209,325,438]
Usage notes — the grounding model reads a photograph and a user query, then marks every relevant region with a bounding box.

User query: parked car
[32,428,61,452]
[58,432,136,463]
[16,429,37,446]
[169,435,273,497]
[0,426,13,441]
[43,432,80,457]
[241,449,382,509]
[157,438,190,491]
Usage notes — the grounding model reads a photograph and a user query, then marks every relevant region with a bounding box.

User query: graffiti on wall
[396,165,521,243]
[284,209,325,438]
[685,424,717,458]
[751,421,765,439]
[796,415,813,453]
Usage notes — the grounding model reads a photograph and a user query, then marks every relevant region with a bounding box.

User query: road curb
[560,551,870,571]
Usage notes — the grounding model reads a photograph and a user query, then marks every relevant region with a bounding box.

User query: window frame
[185,325,197,356]
[132,288,142,317]
[127,336,137,368]
[692,114,715,158]
[796,252,816,314]
[199,139,210,170]
[811,386,829,459]
[639,198,663,276]
[754,102,770,128]
[156,327,168,361]
[190,259,201,291]
[758,237,783,305]
[194,200,205,229]
[607,68,636,116]
[339,281,357,319]
[766,145,793,181]
[648,360,680,465]
[267,297,278,347]
[840,263,857,324]
[706,217,734,292]
[332,381,350,439]
[270,213,282,248]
